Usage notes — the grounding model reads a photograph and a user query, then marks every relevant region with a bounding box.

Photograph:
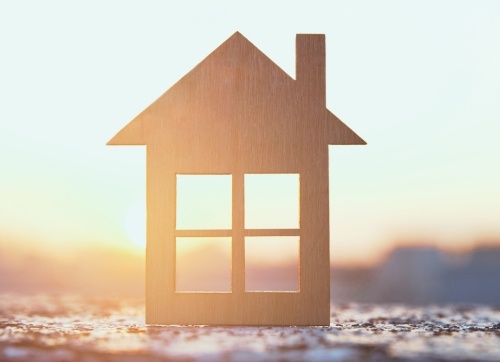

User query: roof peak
[107,33,366,146]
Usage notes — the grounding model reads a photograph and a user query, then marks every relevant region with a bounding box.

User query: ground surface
[1,295,499,361]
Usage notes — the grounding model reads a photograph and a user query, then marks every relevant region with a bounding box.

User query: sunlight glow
[125,201,146,249]
[1,2,500,269]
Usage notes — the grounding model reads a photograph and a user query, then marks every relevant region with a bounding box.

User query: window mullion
[175,230,232,237]
[244,229,300,237]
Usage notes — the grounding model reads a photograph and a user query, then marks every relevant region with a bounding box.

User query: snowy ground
[1,294,499,361]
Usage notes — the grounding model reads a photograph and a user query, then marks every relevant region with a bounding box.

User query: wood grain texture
[108,32,365,326]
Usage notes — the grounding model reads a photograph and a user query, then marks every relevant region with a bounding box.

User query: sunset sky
[1,0,499,270]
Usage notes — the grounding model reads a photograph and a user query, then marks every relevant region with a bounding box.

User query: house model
[108,32,365,326]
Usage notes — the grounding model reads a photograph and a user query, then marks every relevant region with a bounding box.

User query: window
[175,173,300,292]
[244,174,299,229]
[176,175,232,230]
[245,236,299,291]
[176,237,232,292]
[175,175,232,292]
[244,174,300,292]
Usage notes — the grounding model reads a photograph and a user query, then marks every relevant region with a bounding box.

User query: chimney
[296,34,326,107]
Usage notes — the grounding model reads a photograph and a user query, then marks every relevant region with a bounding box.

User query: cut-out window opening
[176,237,232,292]
[175,173,300,293]
[176,174,232,230]
[245,236,299,292]
[244,174,300,229]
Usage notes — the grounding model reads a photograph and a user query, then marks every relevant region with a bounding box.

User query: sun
[124,201,146,249]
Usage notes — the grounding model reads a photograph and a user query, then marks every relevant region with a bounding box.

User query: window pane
[245,236,299,292]
[245,174,299,229]
[176,175,232,230]
[176,237,231,292]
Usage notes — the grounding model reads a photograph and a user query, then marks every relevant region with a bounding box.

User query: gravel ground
[1,294,499,361]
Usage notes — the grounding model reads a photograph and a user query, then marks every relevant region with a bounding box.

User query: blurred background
[1,1,499,304]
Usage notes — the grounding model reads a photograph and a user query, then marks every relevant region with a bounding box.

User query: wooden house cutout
[108,32,365,326]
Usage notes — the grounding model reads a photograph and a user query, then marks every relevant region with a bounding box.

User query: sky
[0,0,499,268]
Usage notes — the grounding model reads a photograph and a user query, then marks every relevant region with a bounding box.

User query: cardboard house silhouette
[108,32,365,326]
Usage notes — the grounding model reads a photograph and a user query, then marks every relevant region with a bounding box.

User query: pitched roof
[108,32,365,146]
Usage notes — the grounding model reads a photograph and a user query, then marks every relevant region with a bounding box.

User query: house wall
[144,136,330,325]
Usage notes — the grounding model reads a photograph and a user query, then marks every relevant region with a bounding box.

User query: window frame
[174,173,300,293]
